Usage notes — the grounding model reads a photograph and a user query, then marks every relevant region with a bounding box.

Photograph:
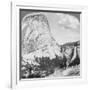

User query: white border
[11,1,88,88]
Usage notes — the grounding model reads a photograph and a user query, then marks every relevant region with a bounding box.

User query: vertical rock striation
[22,13,62,61]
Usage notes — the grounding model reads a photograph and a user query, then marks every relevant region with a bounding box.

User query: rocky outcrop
[61,41,80,67]
[22,13,53,54]
[22,13,63,62]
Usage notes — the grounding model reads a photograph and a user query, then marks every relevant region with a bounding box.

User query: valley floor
[47,65,80,78]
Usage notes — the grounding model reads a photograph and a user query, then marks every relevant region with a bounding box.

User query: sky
[20,9,80,45]
[45,12,80,44]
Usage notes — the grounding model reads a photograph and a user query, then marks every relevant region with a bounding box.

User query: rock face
[22,13,52,53]
[21,13,80,78]
[22,13,62,60]
[61,41,80,67]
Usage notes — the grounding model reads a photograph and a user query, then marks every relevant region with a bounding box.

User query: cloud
[56,13,80,30]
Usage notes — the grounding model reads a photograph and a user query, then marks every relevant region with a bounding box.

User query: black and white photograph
[20,9,81,79]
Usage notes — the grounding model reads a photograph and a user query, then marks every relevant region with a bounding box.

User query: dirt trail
[47,65,80,77]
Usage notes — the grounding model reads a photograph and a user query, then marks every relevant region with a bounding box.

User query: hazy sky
[45,12,80,44]
[20,9,80,45]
